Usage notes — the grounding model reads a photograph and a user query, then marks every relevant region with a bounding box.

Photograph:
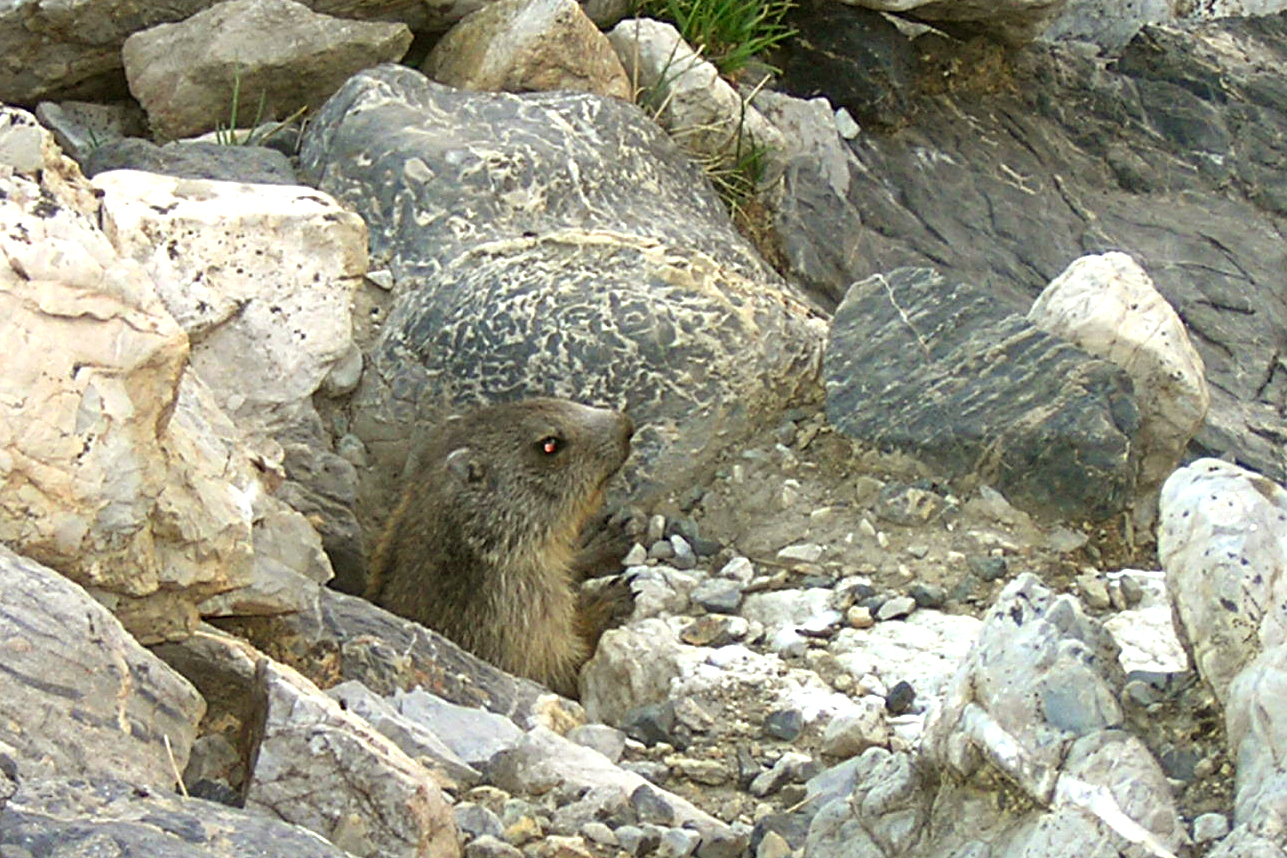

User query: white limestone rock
[1029,251,1209,526]
[1158,458,1287,703]
[94,169,367,442]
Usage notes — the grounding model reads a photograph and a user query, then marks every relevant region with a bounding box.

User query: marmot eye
[539,436,562,455]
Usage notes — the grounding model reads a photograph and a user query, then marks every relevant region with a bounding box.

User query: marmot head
[435,398,634,562]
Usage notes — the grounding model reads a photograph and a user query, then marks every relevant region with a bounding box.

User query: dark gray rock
[0,775,355,857]
[297,64,824,528]
[764,709,804,741]
[825,267,1139,521]
[81,139,298,184]
[777,0,916,129]
[768,14,1287,484]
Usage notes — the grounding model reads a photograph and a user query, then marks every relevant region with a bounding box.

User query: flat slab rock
[0,545,205,790]
[824,267,1139,521]
[0,774,354,857]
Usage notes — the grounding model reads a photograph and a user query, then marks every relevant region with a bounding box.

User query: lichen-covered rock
[94,169,367,440]
[122,0,412,140]
[606,18,784,169]
[0,774,359,858]
[298,64,824,516]
[1224,644,1287,834]
[0,545,205,791]
[1029,251,1208,524]
[1157,458,1287,704]
[824,267,1140,521]
[424,0,631,100]
[246,658,461,858]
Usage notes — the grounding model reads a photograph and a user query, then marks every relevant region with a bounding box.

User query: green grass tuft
[639,0,795,75]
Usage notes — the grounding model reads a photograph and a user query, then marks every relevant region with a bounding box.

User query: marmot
[365,398,635,698]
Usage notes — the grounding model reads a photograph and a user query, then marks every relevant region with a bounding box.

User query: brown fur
[365,398,633,697]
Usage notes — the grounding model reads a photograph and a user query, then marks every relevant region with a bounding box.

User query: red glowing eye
[541,437,560,454]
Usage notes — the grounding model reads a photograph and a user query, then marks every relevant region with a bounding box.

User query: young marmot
[365,398,634,697]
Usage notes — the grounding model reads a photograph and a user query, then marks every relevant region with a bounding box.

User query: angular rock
[425,0,631,100]
[1039,0,1177,51]
[0,545,205,791]
[95,169,366,440]
[849,0,1071,44]
[766,15,1287,483]
[1226,645,1287,837]
[824,267,1140,521]
[390,688,525,767]
[218,585,560,728]
[1158,458,1287,703]
[0,774,358,857]
[776,0,917,129]
[84,139,299,184]
[1029,251,1209,524]
[122,0,412,140]
[34,100,146,163]
[298,64,824,515]
[0,112,269,640]
[246,658,460,858]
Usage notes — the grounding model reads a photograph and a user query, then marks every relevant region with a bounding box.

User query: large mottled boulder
[1157,458,1287,704]
[762,13,1287,485]
[824,267,1140,521]
[0,546,205,791]
[1219,644,1287,855]
[122,0,412,140]
[806,575,1186,858]
[424,0,631,100]
[246,659,460,858]
[1029,251,1209,524]
[0,774,360,858]
[298,64,824,534]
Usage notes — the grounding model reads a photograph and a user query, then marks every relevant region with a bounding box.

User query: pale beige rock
[0,544,205,790]
[425,0,631,100]
[1158,458,1287,704]
[121,0,413,140]
[95,170,367,441]
[1028,251,1208,526]
[246,658,461,858]
[607,18,784,173]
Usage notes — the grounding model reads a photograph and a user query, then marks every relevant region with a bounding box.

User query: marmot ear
[445,447,485,483]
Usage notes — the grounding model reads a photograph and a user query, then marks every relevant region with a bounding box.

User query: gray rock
[1192,812,1230,843]
[220,586,557,728]
[615,824,660,856]
[297,64,824,518]
[0,546,205,791]
[875,595,916,621]
[83,139,298,184]
[658,827,701,858]
[820,698,890,758]
[0,774,357,857]
[567,724,628,763]
[767,16,1287,484]
[825,267,1139,521]
[326,681,482,784]
[392,688,526,767]
[35,100,145,162]
[245,659,460,858]
[691,579,745,614]
[1225,644,1287,833]
[1040,0,1175,52]
[456,802,506,839]
[466,835,524,858]
[122,0,412,140]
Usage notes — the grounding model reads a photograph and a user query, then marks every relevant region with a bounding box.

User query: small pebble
[466,835,524,858]
[502,815,542,845]
[567,724,627,763]
[885,681,916,715]
[905,543,930,559]
[967,555,1007,582]
[1118,572,1145,607]
[623,543,648,565]
[649,540,676,561]
[777,543,824,564]
[631,784,677,825]
[647,514,667,545]
[908,583,946,609]
[876,595,916,621]
[769,627,807,658]
[719,556,755,582]
[615,825,659,856]
[670,535,697,570]
[764,708,804,741]
[456,803,505,839]
[622,702,677,747]
[658,827,701,858]
[681,615,740,647]
[691,580,744,614]
[757,830,791,858]
[1192,812,1230,843]
[530,836,594,858]
[1076,572,1112,610]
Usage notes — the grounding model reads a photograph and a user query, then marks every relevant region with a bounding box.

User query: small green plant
[214,69,308,147]
[639,0,794,75]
